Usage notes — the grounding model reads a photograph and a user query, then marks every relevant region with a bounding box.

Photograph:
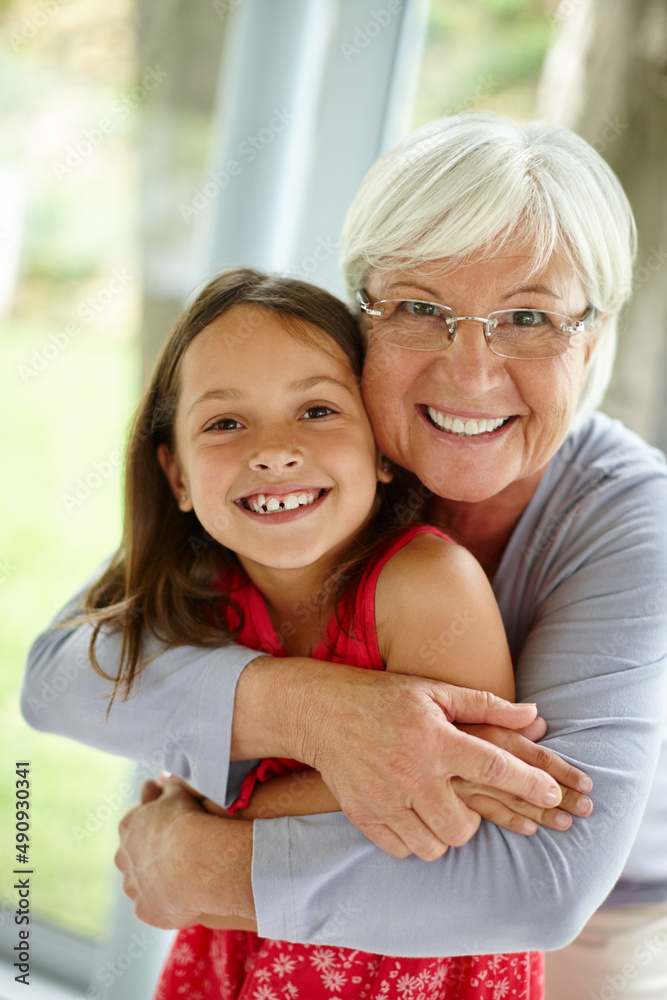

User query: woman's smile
[421,405,517,439]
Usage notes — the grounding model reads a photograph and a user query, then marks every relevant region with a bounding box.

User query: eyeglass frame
[356,289,598,360]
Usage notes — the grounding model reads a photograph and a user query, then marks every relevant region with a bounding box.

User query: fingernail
[523,819,538,834]
[555,813,571,829]
[578,776,593,792]
[576,796,592,815]
[544,788,560,806]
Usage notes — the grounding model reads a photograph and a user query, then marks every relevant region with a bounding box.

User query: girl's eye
[301,405,337,420]
[205,417,243,432]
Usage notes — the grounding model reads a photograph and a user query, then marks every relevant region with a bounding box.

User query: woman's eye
[302,405,336,420]
[401,300,441,318]
[205,417,243,432]
[508,310,549,327]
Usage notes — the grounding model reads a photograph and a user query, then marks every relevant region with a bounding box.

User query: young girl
[84,267,551,999]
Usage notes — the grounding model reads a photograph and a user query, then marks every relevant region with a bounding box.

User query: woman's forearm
[21,601,258,805]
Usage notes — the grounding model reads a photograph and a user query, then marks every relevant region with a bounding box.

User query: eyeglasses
[356,291,597,360]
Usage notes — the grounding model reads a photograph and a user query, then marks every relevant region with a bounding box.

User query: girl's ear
[156,444,193,511]
[376,454,394,484]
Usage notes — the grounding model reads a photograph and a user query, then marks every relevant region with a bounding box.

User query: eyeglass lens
[370,299,576,359]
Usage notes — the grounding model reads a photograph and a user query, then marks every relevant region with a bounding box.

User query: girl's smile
[234,484,330,519]
[158,305,390,590]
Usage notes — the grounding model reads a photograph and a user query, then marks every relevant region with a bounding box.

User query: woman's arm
[116,477,667,948]
[246,469,667,954]
[20,579,261,805]
[115,459,667,952]
[22,591,563,857]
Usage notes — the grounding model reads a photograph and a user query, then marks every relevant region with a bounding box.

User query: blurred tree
[538,0,667,450]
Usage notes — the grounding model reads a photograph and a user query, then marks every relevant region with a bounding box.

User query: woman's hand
[115,779,254,929]
[234,658,584,862]
[453,722,593,835]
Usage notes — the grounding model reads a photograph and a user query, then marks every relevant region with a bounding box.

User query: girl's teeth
[427,407,509,436]
[246,491,321,514]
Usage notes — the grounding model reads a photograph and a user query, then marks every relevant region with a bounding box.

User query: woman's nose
[248,439,304,473]
[432,320,507,397]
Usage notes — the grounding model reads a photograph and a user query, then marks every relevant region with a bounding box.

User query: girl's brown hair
[80,267,426,705]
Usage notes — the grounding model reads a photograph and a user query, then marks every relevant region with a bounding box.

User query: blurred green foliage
[0,0,141,940]
[0,315,139,938]
[414,0,553,126]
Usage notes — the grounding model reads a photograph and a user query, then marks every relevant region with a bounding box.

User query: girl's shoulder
[373,526,498,651]
[374,525,487,611]
[372,525,512,691]
[362,523,454,579]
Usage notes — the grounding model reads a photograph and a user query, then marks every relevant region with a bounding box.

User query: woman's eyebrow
[382,280,563,303]
[384,280,440,299]
[501,283,561,300]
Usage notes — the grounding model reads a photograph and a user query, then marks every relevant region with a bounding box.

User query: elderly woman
[23,114,667,999]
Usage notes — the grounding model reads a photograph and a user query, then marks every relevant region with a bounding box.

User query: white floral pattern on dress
[155,926,544,999]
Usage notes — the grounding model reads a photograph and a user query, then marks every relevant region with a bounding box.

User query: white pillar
[200,0,430,296]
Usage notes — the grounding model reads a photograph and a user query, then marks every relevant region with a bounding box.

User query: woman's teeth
[244,490,321,514]
[427,407,510,436]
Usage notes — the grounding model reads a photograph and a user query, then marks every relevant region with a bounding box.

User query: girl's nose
[248,441,304,473]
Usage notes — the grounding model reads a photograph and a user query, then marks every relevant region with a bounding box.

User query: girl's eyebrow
[187,388,244,416]
[187,376,354,416]
[290,375,355,394]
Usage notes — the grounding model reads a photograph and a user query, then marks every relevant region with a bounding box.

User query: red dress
[155,526,544,999]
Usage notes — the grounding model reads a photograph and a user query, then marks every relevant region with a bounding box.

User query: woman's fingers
[303,667,591,854]
[346,786,481,859]
[351,820,415,860]
[456,723,593,793]
[431,683,539,731]
[409,793,482,854]
[440,725,564,808]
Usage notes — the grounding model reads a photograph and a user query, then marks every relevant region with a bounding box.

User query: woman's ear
[583,311,607,366]
[156,444,193,511]
[376,454,394,484]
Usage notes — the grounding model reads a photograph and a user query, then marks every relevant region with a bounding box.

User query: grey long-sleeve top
[21,412,667,955]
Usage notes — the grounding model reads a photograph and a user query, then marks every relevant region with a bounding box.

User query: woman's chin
[414,468,510,505]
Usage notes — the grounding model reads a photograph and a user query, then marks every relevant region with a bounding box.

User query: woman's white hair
[340,112,637,416]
